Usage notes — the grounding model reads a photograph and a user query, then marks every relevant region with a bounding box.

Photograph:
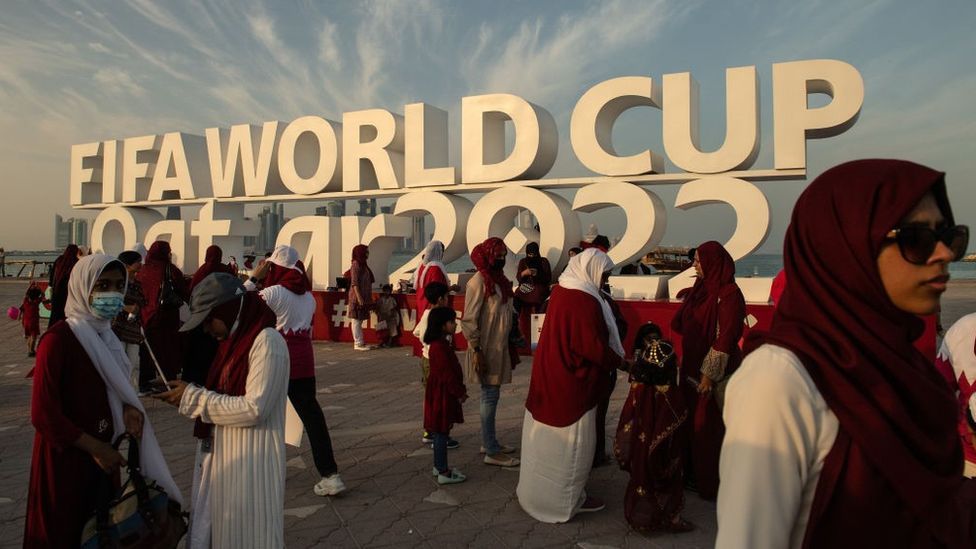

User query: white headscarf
[414,240,446,287]
[558,248,625,357]
[64,254,183,505]
[268,244,300,270]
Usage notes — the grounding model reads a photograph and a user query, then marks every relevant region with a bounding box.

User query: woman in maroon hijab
[190,245,234,290]
[347,244,374,350]
[671,240,745,501]
[47,244,80,326]
[717,159,975,548]
[136,241,189,385]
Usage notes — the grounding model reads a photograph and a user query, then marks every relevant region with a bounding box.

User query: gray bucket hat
[179,272,246,332]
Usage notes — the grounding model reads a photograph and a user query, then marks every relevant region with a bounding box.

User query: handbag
[80,434,187,549]
[515,282,543,305]
[158,265,184,310]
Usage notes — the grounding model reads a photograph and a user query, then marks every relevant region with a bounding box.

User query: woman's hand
[122,404,144,439]
[520,268,533,278]
[91,440,127,473]
[473,350,486,377]
[154,380,188,407]
[698,375,714,395]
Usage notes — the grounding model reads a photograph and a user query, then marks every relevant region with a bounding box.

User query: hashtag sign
[332,299,352,327]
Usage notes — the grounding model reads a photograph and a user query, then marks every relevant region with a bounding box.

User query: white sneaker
[354,344,372,351]
[313,474,347,496]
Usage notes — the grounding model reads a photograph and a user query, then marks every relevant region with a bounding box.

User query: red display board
[309,291,938,362]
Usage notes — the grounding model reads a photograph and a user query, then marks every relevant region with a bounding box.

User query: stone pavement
[0,278,973,548]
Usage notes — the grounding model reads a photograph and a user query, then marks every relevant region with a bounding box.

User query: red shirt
[525,286,621,427]
[416,264,448,314]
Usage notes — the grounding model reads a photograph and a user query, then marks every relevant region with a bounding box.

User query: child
[375,284,401,348]
[414,282,460,448]
[21,284,44,357]
[614,322,693,533]
[423,307,468,485]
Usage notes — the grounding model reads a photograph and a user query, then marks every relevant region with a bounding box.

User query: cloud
[93,67,146,97]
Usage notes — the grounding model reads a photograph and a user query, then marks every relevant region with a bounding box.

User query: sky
[0,0,974,254]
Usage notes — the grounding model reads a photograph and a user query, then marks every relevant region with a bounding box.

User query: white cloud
[93,68,146,97]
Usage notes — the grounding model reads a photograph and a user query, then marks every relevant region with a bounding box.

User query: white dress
[516,407,597,523]
[716,344,839,549]
[180,328,290,549]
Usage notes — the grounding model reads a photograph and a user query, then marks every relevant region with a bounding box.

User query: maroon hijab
[351,244,374,285]
[52,244,79,288]
[747,159,971,546]
[194,292,277,439]
[263,261,311,295]
[190,245,232,290]
[672,241,744,374]
[471,237,514,302]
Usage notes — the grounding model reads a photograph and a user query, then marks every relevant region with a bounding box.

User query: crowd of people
[18,158,976,547]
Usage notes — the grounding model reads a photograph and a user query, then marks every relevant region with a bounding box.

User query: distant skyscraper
[314,206,329,216]
[327,200,345,217]
[72,219,89,248]
[54,214,89,249]
[357,199,376,217]
[54,215,71,248]
[410,216,426,250]
[380,206,392,214]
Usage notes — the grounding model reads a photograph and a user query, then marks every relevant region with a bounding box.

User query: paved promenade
[0,278,973,548]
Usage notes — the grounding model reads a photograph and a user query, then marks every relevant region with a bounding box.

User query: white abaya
[180,328,290,549]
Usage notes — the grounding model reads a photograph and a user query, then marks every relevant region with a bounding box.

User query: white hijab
[65,254,183,505]
[558,248,625,357]
[415,240,446,287]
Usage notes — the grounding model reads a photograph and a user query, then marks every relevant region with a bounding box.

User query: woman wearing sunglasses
[716,159,974,548]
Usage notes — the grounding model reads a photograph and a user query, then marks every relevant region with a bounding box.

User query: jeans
[351,319,365,346]
[289,377,338,477]
[432,431,449,473]
[480,384,501,454]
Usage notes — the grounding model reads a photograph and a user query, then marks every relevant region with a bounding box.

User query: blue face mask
[91,291,125,320]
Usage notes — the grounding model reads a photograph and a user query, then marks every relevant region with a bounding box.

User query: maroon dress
[24,322,115,548]
[671,241,745,500]
[614,338,688,531]
[137,242,189,379]
[424,339,466,434]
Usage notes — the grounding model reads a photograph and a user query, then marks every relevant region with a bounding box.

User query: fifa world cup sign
[73,59,863,299]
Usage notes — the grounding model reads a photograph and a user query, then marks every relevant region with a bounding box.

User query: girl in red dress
[423,307,468,485]
[20,283,43,357]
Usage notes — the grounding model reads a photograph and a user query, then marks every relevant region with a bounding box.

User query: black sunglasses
[884,225,969,265]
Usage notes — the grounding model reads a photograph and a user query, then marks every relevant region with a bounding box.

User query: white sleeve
[716,346,828,549]
[413,309,429,339]
[179,329,289,427]
[257,286,283,312]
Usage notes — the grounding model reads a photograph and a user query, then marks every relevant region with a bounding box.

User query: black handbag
[80,434,187,549]
[158,265,184,310]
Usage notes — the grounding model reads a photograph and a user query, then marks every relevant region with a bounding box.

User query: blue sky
[0,0,973,252]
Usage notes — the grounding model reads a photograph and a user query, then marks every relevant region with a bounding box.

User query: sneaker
[421,431,433,444]
[483,454,520,467]
[578,496,605,513]
[353,344,372,351]
[437,469,467,485]
[431,467,440,477]
[479,445,516,454]
[313,473,347,496]
[447,438,460,450]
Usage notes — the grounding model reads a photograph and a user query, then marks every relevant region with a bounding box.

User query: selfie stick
[139,327,170,385]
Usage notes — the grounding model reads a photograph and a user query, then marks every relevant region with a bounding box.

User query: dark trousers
[432,431,450,473]
[594,368,618,463]
[289,377,338,477]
